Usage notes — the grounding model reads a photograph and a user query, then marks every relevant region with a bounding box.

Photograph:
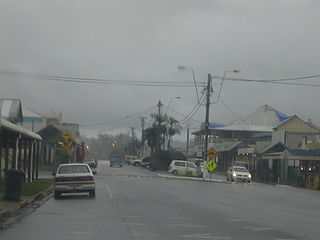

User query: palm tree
[167,117,182,149]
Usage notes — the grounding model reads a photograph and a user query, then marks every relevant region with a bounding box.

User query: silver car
[226,166,251,182]
[54,163,96,199]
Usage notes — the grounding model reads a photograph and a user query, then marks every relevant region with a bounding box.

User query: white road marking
[227,218,248,222]
[67,231,94,234]
[122,222,147,226]
[121,215,142,218]
[197,236,232,239]
[168,224,207,228]
[242,226,273,231]
[182,233,232,239]
[106,183,114,199]
[168,216,192,220]
[132,233,157,236]
[182,233,211,238]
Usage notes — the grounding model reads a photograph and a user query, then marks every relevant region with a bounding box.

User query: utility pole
[186,124,190,157]
[204,74,212,162]
[130,127,134,155]
[138,116,146,156]
[157,100,163,151]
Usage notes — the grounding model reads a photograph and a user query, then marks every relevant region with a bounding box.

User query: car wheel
[54,191,61,199]
[172,170,178,176]
[248,180,251,183]
[110,164,113,167]
[89,190,96,198]
[120,165,123,167]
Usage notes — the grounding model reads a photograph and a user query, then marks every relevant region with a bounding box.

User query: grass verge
[0,179,53,200]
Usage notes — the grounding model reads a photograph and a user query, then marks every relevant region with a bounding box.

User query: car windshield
[58,165,90,174]
[234,167,248,172]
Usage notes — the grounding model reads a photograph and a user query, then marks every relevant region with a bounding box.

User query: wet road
[0,160,319,240]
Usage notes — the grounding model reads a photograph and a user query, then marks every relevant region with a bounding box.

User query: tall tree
[167,117,182,149]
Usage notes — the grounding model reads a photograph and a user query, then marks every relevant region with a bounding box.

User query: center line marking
[106,184,114,199]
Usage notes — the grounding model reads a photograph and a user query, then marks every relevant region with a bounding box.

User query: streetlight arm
[191,69,200,104]
[213,70,240,104]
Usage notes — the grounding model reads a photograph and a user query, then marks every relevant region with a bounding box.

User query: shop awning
[0,117,42,140]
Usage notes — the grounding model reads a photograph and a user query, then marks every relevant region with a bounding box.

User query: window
[174,161,186,167]
[58,165,90,174]
[187,162,196,168]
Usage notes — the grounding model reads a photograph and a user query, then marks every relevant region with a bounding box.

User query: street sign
[62,131,71,140]
[207,147,217,160]
[205,159,217,172]
[62,140,71,150]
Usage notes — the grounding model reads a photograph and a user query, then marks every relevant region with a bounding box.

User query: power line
[81,105,157,128]
[0,70,206,87]
[212,75,320,87]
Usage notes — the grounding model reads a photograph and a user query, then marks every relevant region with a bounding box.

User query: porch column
[18,138,23,170]
[23,140,28,173]
[32,141,36,180]
[0,135,2,183]
[35,141,40,179]
[27,140,32,183]
[5,138,9,170]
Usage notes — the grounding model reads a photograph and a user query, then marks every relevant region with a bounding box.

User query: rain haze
[0,0,319,138]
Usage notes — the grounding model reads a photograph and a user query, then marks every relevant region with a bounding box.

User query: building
[192,105,291,170]
[21,108,46,132]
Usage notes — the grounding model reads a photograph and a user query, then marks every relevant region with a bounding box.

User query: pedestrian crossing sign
[205,159,217,172]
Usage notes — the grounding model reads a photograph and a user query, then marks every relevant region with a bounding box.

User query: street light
[214,69,240,104]
[165,96,181,114]
[177,66,200,103]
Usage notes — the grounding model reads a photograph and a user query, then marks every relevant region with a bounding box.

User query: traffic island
[157,173,226,183]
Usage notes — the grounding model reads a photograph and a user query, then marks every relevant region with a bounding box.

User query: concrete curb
[157,173,227,183]
[0,186,53,229]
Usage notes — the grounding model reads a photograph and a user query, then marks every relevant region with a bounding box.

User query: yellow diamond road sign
[205,159,217,172]
[207,147,217,160]
[62,131,71,140]
[62,140,71,150]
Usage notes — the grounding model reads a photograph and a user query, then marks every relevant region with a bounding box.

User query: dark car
[141,156,152,169]
[110,156,123,167]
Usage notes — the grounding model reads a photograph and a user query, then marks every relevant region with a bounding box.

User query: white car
[54,163,96,199]
[168,160,202,177]
[226,166,251,182]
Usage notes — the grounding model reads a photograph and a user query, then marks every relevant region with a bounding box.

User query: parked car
[132,158,143,167]
[85,159,97,174]
[53,163,96,199]
[226,166,251,182]
[110,156,124,167]
[141,156,151,169]
[168,160,202,177]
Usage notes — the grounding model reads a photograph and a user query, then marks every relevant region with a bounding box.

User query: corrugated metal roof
[0,117,42,140]
[213,105,288,132]
[0,99,23,123]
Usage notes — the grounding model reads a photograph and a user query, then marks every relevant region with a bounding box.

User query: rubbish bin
[3,169,25,201]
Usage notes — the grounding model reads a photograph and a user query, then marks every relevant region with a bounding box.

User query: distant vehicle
[85,159,97,174]
[125,154,139,165]
[141,156,152,169]
[132,157,143,167]
[53,163,96,199]
[110,156,124,167]
[168,160,202,177]
[226,166,251,182]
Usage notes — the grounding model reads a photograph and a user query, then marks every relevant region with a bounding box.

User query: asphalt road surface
[1,160,319,240]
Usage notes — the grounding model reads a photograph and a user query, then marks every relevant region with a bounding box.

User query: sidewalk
[0,171,53,229]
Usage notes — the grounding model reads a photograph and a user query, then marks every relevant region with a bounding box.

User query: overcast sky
[0,0,319,139]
